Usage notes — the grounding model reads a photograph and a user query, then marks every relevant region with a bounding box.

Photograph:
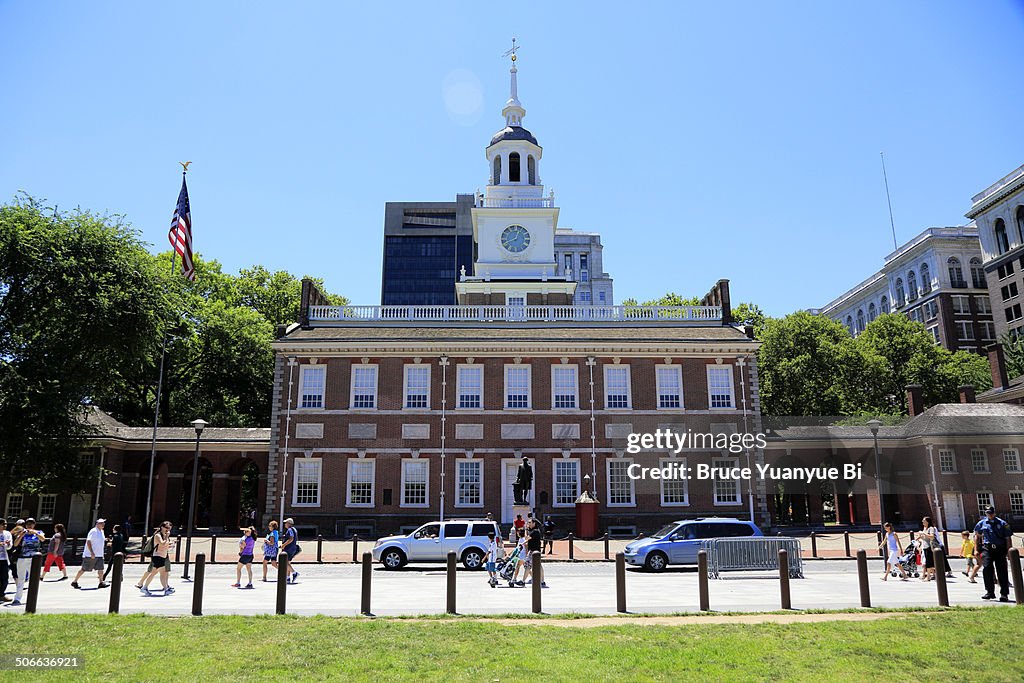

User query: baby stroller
[496,545,523,585]
[892,545,919,578]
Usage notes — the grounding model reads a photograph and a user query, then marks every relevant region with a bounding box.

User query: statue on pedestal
[513,456,533,505]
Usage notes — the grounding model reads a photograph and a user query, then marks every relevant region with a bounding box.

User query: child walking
[483,531,503,588]
[877,522,908,581]
[262,520,280,582]
[960,530,979,583]
[41,523,68,581]
[233,526,257,589]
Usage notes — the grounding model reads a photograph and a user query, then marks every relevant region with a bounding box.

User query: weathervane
[503,37,520,63]
[179,161,192,174]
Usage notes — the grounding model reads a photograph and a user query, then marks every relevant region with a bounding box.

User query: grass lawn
[0,609,1022,681]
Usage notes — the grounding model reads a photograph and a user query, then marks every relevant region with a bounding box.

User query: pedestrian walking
[141,522,175,595]
[123,515,134,539]
[71,519,109,589]
[876,522,908,581]
[13,518,45,605]
[233,526,257,588]
[508,528,528,587]
[484,531,502,588]
[960,530,979,583]
[280,518,301,584]
[8,520,23,584]
[41,523,68,581]
[974,505,1014,602]
[524,518,547,588]
[102,525,128,581]
[0,520,11,602]
[543,515,555,555]
[261,521,279,582]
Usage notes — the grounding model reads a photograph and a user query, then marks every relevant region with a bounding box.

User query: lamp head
[866,419,882,435]
[190,418,208,436]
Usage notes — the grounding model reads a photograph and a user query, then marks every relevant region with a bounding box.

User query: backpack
[142,535,155,558]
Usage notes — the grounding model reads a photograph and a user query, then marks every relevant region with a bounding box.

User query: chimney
[988,343,1009,391]
[906,384,925,417]
[958,384,976,404]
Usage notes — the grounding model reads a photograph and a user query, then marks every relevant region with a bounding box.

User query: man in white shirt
[71,519,109,589]
[0,520,11,602]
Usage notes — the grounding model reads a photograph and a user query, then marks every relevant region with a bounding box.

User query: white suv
[372,519,501,570]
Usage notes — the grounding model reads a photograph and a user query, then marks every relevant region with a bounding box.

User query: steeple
[502,38,525,127]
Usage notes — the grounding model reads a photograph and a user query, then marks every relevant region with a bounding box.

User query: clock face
[500,224,531,253]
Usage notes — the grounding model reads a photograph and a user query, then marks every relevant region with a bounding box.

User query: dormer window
[509,152,521,182]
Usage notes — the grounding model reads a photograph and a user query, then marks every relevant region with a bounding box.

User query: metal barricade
[701,538,804,579]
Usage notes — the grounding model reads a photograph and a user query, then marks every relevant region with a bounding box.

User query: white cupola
[485,54,543,196]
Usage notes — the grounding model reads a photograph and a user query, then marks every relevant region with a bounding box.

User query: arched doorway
[179,458,214,529]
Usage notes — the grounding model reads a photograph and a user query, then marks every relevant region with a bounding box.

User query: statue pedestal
[508,503,533,542]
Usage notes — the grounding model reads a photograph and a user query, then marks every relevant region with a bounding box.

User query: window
[951,295,970,315]
[976,296,992,314]
[504,365,531,409]
[971,448,989,473]
[5,493,24,519]
[856,309,865,333]
[293,458,322,506]
[404,365,430,409]
[660,458,689,506]
[1001,282,1019,302]
[998,261,1016,279]
[553,459,581,507]
[938,449,956,474]
[980,322,996,340]
[907,271,919,301]
[1004,448,1022,473]
[492,155,501,184]
[923,300,938,321]
[928,326,940,344]
[401,459,429,507]
[707,365,735,409]
[1011,492,1024,515]
[456,459,482,506]
[444,523,468,538]
[457,365,483,409]
[607,459,635,506]
[1006,303,1023,324]
[908,307,923,324]
[1018,206,1024,243]
[956,321,974,341]
[995,218,1009,255]
[894,279,905,307]
[713,457,741,505]
[351,365,378,409]
[846,316,855,335]
[299,365,326,409]
[976,492,993,515]
[347,459,375,507]
[970,258,986,289]
[880,296,890,314]
[527,155,536,185]
[552,365,579,409]
[948,257,965,287]
[598,291,607,304]
[656,365,683,409]
[508,152,521,182]
[920,263,931,293]
[580,254,589,282]
[564,253,573,276]
[577,290,592,304]
[868,302,877,322]
[36,494,57,521]
[604,365,631,409]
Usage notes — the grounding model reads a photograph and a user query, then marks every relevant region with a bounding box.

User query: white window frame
[976,296,992,315]
[655,364,684,410]
[346,459,376,508]
[292,458,323,507]
[707,365,735,410]
[952,295,970,315]
[976,491,993,515]
[660,457,689,506]
[713,456,742,505]
[400,459,430,508]
[455,458,483,507]
[551,364,579,410]
[298,364,326,410]
[956,321,975,341]
[1010,491,1024,515]
[938,448,956,474]
[971,448,990,474]
[1004,448,1022,474]
[552,459,581,507]
[403,364,431,410]
[606,458,636,507]
[456,364,483,410]
[980,322,996,341]
[4,493,23,519]
[604,365,632,410]
[504,364,531,409]
[37,493,58,521]
[350,364,379,410]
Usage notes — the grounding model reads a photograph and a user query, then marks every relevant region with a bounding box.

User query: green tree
[731,302,770,333]
[621,292,701,306]
[0,196,167,493]
[1001,333,1024,379]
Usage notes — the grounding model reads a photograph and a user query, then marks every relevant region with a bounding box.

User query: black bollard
[210,535,217,563]
[24,555,43,614]
[531,551,542,614]
[615,552,626,613]
[446,551,457,615]
[139,535,148,563]
[810,532,817,559]
[1009,548,1024,606]
[844,532,851,558]
[568,533,574,561]
[877,530,884,558]
[934,547,949,607]
[857,549,871,608]
[276,551,288,615]
[698,549,710,611]
[353,534,359,563]
[108,552,124,614]
[604,533,610,561]
[360,552,372,615]
[175,534,182,563]
[317,535,324,564]
[192,553,206,616]
[778,549,791,610]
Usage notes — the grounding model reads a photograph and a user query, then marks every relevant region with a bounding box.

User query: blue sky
[2,1,1022,315]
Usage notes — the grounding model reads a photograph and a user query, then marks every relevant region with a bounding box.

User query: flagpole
[142,164,189,539]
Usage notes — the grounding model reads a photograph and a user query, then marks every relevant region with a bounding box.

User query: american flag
[167,175,195,281]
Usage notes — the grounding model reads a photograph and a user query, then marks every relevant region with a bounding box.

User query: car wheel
[380,548,406,570]
[462,548,485,570]
[644,551,668,572]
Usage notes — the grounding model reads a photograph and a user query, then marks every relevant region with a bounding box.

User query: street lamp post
[182,418,207,580]
[867,419,884,529]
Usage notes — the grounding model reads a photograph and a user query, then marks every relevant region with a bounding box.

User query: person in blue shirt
[262,520,280,582]
[973,505,1014,602]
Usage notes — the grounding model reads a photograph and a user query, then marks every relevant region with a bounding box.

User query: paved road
[4,557,1017,616]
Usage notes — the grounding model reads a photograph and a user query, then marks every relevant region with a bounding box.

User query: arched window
[868,302,877,322]
[894,278,905,308]
[948,257,963,287]
[856,309,865,334]
[970,257,986,289]
[492,155,501,185]
[880,296,890,314]
[846,316,855,335]
[527,155,536,185]
[995,218,1009,255]
[907,271,919,301]
[920,263,931,294]
[1017,206,1024,243]
[509,152,521,182]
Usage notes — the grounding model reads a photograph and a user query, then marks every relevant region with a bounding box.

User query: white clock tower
[456,47,576,307]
